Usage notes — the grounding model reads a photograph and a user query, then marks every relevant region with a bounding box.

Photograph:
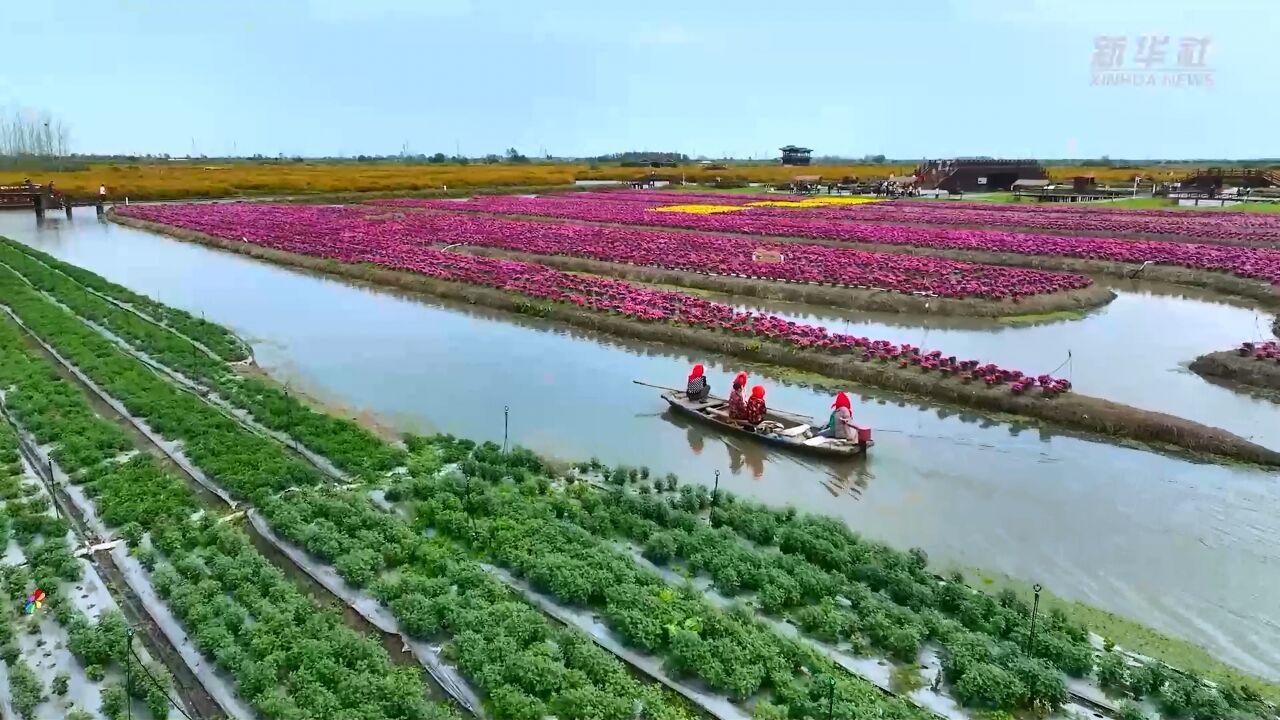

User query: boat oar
[632,379,684,393]
[632,379,818,422]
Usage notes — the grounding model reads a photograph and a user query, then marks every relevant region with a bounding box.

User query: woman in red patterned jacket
[744,385,767,427]
[727,372,749,420]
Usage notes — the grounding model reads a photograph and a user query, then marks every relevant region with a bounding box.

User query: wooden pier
[0,184,107,221]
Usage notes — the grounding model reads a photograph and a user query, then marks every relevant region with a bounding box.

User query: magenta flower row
[584,190,1280,242]
[375,206,1088,300]
[385,195,1280,286]
[117,203,1070,393]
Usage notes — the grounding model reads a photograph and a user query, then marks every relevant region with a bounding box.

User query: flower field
[117,203,1070,393]
[562,191,1280,244]
[388,195,1280,288]
[670,194,1280,243]
[380,206,1092,301]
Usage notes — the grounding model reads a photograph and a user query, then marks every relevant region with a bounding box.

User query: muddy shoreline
[449,244,1117,318]
[111,213,1280,467]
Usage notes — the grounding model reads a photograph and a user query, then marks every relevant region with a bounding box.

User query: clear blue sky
[5,0,1275,159]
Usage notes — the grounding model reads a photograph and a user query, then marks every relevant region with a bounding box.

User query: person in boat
[686,364,710,402]
[819,391,856,440]
[743,385,767,428]
[727,372,749,420]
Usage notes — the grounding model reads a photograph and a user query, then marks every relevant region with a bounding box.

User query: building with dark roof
[915,158,1048,193]
[780,145,813,166]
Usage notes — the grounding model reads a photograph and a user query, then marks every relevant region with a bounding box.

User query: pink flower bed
[379,207,1089,300]
[571,190,1280,242]
[383,195,1280,287]
[117,203,1069,394]
[1236,340,1280,361]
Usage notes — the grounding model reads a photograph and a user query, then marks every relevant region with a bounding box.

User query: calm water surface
[3,211,1278,679]
[723,286,1280,449]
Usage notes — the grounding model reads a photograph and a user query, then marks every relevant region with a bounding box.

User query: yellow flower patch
[808,196,883,205]
[648,204,746,214]
[746,197,883,209]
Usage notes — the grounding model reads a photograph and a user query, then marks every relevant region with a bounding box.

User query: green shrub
[1118,700,1149,720]
[952,662,1027,710]
[1007,656,1066,710]
[8,659,45,719]
[100,683,127,720]
[642,532,678,565]
[1096,651,1130,690]
[1130,660,1167,698]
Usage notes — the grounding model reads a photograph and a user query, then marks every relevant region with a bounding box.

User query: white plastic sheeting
[246,510,486,717]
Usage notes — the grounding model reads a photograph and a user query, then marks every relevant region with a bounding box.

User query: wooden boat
[661,390,871,459]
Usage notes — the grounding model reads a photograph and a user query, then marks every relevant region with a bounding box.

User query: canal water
[2,211,1277,681]
[718,285,1280,450]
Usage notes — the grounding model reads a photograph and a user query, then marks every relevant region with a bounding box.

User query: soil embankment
[110,213,1280,467]
[1191,349,1280,395]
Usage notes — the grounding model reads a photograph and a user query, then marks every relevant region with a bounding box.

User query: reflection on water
[662,407,869,496]
[3,211,1279,680]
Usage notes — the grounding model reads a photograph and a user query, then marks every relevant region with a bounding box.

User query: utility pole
[1026,583,1043,656]
[827,676,836,720]
[125,626,135,719]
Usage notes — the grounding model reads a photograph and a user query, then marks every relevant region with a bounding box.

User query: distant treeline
[0,156,89,173]
[587,151,690,163]
[5,152,1276,171]
[8,159,1279,200]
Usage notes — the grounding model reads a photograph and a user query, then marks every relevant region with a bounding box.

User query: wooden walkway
[0,184,106,219]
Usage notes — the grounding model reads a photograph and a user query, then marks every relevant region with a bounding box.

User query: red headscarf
[832,391,851,410]
[688,364,704,381]
[733,371,748,389]
[751,385,765,399]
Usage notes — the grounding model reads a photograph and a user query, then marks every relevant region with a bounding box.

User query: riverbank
[454,245,1117,318]
[110,212,1280,467]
